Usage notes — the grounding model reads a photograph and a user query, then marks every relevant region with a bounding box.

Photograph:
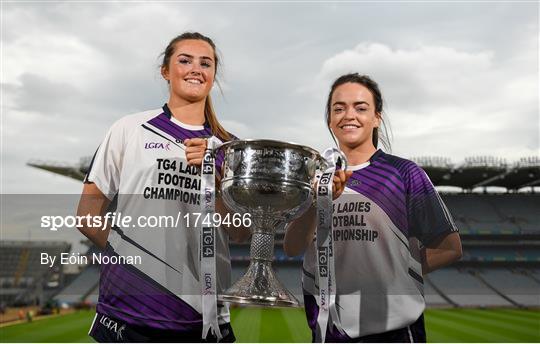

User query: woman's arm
[421,231,462,274]
[76,183,112,249]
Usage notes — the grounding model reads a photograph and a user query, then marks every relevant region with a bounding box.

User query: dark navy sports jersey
[302,149,458,339]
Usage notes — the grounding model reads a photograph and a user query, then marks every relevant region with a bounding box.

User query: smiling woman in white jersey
[284,73,463,343]
[77,32,249,342]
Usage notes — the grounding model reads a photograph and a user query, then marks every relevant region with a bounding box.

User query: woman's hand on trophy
[185,137,223,188]
[185,138,207,166]
[332,169,353,200]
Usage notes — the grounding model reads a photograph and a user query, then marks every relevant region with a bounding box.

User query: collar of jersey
[347,149,384,171]
[162,103,208,131]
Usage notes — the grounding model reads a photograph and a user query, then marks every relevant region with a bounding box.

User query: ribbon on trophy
[200,136,223,341]
[315,148,345,343]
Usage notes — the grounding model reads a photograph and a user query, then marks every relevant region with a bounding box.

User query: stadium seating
[225,191,540,308]
[54,265,99,305]
[479,269,540,307]
[441,194,539,235]
[423,277,451,307]
[0,241,71,306]
[18,155,540,315]
[427,268,513,307]
[274,264,303,299]
[443,195,504,223]
[12,157,540,310]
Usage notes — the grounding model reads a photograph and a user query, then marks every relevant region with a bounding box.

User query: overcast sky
[2,1,539,196]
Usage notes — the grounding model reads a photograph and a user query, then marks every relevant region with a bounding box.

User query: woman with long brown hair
[77,32,247,342]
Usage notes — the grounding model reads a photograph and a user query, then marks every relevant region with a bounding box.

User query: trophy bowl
[217,139,329,307]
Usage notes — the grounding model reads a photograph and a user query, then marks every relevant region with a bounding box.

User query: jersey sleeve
[84,119,126,200]
[406,163,458,246]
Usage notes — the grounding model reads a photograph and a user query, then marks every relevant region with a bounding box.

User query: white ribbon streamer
[315,148,345,343]
[200,136,222,341]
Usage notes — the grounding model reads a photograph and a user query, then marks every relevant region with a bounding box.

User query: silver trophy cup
[216,139,343,307]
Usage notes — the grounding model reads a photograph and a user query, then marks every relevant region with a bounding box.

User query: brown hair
[161,32,232,141]
[325,73,391,151]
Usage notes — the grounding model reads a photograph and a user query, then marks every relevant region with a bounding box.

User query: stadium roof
[1,240,71,248]
[413,156,540,190]
[28,155,540,191]
[27,158,88,181]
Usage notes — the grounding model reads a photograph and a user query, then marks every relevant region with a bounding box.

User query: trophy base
[219,294,299,308]
[219,260,300,307]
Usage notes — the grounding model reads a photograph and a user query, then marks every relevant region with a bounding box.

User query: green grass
[424,309,540,343]
[1,308,539,342]
[0,311,94,343]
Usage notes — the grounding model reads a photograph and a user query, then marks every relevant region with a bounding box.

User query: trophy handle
[207,136,231,176]
[334,149,348,172]
[317,147,348,173]
[311,148,348,204]
[208,136,227,153]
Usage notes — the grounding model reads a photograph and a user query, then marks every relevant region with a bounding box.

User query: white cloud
[1,2,538,249]
[1,2,538,197]
[312,42,497,106]
[220,119,251,139]
[304,42,538,161]
[5,33,107,84]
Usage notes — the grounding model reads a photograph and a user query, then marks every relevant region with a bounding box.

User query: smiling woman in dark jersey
[285,73,462,343]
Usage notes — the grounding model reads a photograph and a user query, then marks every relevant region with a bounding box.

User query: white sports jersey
[85,104,232,331]
[302,149,458,339]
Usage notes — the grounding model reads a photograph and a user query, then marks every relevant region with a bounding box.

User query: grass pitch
[0,308,538,342]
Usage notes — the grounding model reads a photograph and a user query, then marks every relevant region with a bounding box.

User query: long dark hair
[325,73,391,151]
[160,32,231,141]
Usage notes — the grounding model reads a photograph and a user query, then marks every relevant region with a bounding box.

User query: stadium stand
[51,244,103,306]
[427,268,513,307]
[423,276,452,307]
[0,241,71,306]
[275,263,303,299]
[53,265,99,305]
[443,194,539,235]
[23,155,540,309]
[86,285,99,305]
[479,268,540,307]
[531,269,540,281]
